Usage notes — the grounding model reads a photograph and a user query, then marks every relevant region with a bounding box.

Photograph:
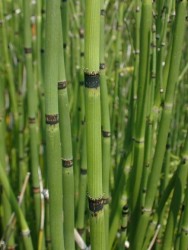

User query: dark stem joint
[33,187,40,194]
[151,43,156,48]
[80,52,84,57]
[41,9,46,14]
[45,239,52,244]
[102,130,111,138]
[85,73,100,88]
[77,228,84,235]
[45,114,59,125]
[58,81,67,89]
[151,73,156,79]
[115,60,119,67]
[29,117,36,124]
[24,47,32,54]
[79,29,84,38]
[100,63,105,70]
[41,48,45,54]
[121,226,127,231]
[62,159,73,168]
[88,197,104,213]
[80,168,87,175]
[63,43,67,49]
[132,137,144,144]
[181,158,186,164]
[100,9,105,16]
[122,205,129,215]
[142,188,146,193]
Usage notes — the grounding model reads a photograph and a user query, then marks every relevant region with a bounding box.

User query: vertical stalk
[0,75,15,249]
[100,0,111,248]
[0,162,33,250]
[0,1,18,123]
[23,0,41,241]
[130,0,152,212]
[161,133,188,250]
[84,0,105,249]
[58,13,75,250]
[44,0,64,249]
[132,1,187,248]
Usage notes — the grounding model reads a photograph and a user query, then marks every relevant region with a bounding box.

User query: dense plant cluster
[0,0,188,249]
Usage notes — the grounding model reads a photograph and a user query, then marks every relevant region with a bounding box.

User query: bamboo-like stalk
[0,161,33,250]
[0,74,15,249]
[84,0,105,249]
[179,179,188,250]
[0,0,18,123]
[76,26,88,240]
[132,1,187,248]
[23,0,41,242]
[161,133,188,250]
[44,0,64,249]
[100,0,111,248]
[130,0,152,213]
[58,12,75,250]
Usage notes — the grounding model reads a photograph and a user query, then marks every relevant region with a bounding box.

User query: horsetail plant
[44,0,64,249]
[84,0,105,249]
[1,0,188,249]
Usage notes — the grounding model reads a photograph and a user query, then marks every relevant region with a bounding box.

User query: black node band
[29,117,36,124]
[88,197,103,213]
[85,73,100,88]
[102,130,111,138]
[100,9,105,16]
[100,63,105,70]
[77,228,84,235]
[80,52,84,57]
[45,114,59,125]
[80,169,87,175]
[62,159,73,168]
[121,226,127,231]
[122,205,129,215]
[24,47,32,54]
[58,81,67,89]
[33,187,40,194]
[45,239,52,244]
